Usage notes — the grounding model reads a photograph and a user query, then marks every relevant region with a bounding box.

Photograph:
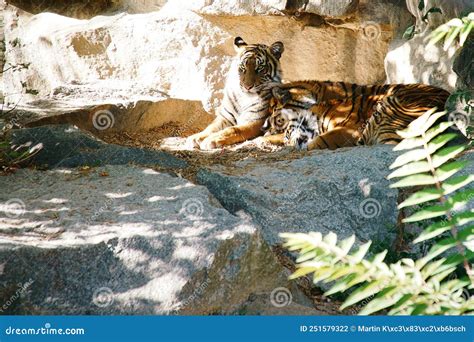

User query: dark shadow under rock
[7,125,187,170]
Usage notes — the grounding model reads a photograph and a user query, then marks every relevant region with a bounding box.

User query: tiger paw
[199,136,220,150]
[186,133,206,149]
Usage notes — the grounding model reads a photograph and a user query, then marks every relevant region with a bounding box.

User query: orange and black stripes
[263,81,450,150]
[360,85,450,145]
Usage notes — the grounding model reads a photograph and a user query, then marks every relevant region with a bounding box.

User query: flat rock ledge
[0,165,316,315]
[3,125,472,315]
[197,145,401,246]
[7,125,186,170]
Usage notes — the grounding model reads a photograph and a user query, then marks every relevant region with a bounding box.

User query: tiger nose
[297,136,308,146]
[243,84,252,90]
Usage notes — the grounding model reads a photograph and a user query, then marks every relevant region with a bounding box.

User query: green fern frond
[282,108,473,315]
[428,13,474,50]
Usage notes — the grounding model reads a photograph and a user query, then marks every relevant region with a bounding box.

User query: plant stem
[422,132,472,279]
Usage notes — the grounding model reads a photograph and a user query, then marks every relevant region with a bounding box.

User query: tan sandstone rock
[3,0,412,133]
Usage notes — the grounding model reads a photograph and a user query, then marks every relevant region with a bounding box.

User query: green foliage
[403,1,443,40]
[403,25,416,40]
[445,90,472,113]
[282,109,474,315]
[428,12,474,50]
[0,137,42,172]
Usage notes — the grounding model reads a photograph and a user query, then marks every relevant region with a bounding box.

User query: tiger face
[234,37,284,93]
[263,87,319,149]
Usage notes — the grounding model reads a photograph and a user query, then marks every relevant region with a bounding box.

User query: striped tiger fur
[187,37,284,150]
[262,81,450,150]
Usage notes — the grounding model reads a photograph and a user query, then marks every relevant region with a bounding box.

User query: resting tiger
[187,37,284,150]
[262,81,450,150]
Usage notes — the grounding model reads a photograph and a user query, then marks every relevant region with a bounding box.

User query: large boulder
[0,164,317,315]
[7,125,187,169]
[2,126,473,315]
[197,145,401,246]
[3,0,412,133]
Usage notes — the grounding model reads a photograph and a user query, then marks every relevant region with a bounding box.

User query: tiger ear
[272,87,290,105]
[234,37,247,51]
[270,41,284,60]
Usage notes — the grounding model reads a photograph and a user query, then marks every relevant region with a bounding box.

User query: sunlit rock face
[2,0,412,133]
[6,0,123,18]
[385,0,472,91]
[0,161,316,315]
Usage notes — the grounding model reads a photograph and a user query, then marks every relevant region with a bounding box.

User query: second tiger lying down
[262,81,450,150]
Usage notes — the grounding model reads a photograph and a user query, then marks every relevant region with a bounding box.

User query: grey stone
[7,125,187,170]
[385,0,473,92]
[0,165,317,315]
[453,37,474,90]
[197,145,401,246]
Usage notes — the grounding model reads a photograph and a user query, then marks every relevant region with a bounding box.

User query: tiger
[262,93,385,149]
[262,81,450,150]
[186,37,284,150]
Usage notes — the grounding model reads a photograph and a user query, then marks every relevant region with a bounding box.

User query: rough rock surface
[3,0,412,131]
[2,126,473,315]
[7,125,186,169]
[4,0,398,20]
[0,165,316,315]
[198,145,401,246]
[2,0,472,318]
[385,0,473,91]
[453,38,473,90]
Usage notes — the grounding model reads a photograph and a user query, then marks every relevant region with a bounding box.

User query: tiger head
[262,87,320,149]
[233,37,284,93]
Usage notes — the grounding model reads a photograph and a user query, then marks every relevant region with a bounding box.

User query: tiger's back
[269,94,385,149]
[264,81,450,149]
[360,83,450,145]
